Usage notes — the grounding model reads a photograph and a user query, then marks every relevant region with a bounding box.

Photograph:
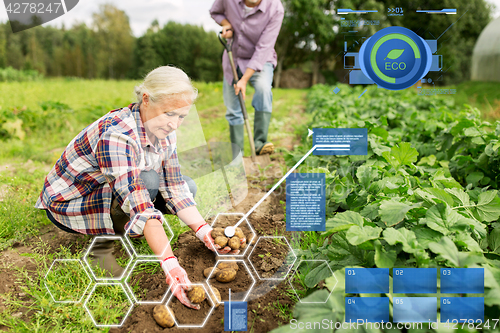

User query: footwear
[254,111,274,155]
[88,237,125,278]
[229,124,245,160]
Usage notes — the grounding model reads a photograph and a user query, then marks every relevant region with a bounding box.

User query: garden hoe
[218,32,271,171]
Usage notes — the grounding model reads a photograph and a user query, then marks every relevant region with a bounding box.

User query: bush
[0,67,43,82]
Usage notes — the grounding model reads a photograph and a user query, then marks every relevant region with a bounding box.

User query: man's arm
[209,0,227,25]
[234,68,255,100]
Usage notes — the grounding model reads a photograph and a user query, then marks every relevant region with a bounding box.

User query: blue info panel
[440,268,484,294]
[393,297,437,323]
[345,297,389,322]
[286,173,326,231]
[345,268,389,293]
[313,128,368,155]
[440,297,484,323]
[224,302,247,331]
[393,268,437,293]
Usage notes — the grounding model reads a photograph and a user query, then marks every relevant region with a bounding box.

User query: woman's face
[141,94,191,141]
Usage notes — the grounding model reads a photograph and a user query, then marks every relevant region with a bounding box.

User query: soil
[249,238,289,279]
[112,156,296,333]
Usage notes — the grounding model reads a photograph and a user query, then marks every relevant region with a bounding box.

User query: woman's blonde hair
[134,66,198,104]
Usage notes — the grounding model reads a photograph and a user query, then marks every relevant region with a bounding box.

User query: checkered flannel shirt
[35,103,196,236]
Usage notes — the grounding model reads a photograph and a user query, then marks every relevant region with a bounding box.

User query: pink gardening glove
[162,256,200,310]
[195,223,240,255]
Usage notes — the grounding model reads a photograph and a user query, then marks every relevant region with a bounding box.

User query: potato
[240,240,247,249]
[228,236,240,250]
[211,228,224,239]
[218,261,238,272]
[208,287,221,308]
[153,304,175,328]
[215,268,237,283]
[204,267,219,278]
[215,236,228,248]
[234,227,245,239]
[187,286,206,304]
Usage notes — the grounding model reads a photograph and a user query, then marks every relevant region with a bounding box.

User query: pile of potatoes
[211,227,246,251]
[204,260,239,283]
[153,285,222,328]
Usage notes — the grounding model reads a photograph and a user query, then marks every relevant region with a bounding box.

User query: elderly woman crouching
[35,66,242,309]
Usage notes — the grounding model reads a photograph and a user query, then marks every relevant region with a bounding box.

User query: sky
[0,0,498,37]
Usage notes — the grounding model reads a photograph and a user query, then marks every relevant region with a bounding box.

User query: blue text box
[393,297,437,323]
[345,268,389,293]
[313,128,368,155]
[345,297,389,322]
[393,268,437,293]
[224,301,247,331]
[440,297,484,323]
[286,173,325,231]
[441,268,484,294]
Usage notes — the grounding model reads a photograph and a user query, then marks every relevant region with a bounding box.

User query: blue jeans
[47,170,197,234]
[223,62,274,125]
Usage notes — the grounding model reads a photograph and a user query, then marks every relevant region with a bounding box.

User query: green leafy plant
[276,84,500,332]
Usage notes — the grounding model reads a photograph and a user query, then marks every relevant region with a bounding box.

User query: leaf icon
[384,49,405,60]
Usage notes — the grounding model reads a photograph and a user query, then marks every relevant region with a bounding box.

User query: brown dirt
[111,158,295,333]
[249,238,289,279]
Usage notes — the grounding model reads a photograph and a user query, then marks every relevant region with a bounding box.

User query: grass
[452,81,500,119]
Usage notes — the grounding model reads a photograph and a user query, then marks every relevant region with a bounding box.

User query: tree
[132,21,223,81]
[92,4,134,79]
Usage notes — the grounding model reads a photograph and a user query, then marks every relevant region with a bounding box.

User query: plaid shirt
[35,103,196,237]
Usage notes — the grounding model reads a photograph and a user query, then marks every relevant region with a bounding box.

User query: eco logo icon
[359,26,432,90]
[384,49,404,60]
[3,0,79,33]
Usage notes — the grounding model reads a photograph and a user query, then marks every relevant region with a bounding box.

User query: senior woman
[35,66,239,310]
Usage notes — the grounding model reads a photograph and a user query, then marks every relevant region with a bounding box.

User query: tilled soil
[112,158,295,333]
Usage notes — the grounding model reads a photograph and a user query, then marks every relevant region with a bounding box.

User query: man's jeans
[223,62,274,125]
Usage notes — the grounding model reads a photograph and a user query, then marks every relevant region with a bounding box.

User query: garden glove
[195,223,241,255]
[162,256,200,310]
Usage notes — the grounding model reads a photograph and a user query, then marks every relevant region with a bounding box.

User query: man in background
[210,0,284,157]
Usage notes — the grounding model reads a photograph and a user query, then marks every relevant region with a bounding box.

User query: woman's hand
[195,223,240,255]
[162,257,200,310]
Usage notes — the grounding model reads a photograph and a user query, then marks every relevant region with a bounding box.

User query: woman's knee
[139,170,160,200]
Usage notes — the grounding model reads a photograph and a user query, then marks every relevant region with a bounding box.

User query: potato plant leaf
[356,165,378,189]
[383,228,420,253]
[379,199,421,226]
[474,190,500,222]
[413,227,443,248]
[346,225,382,245]
[429,237,483,267]
[454,232,482,252]
[424,188,455,206]
[488,228,500,253]
[304,261,333,288]
[374,241,397,268]
[425,203,469,235]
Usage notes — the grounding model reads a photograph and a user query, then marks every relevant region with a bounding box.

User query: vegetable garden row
[274,84,500,332]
